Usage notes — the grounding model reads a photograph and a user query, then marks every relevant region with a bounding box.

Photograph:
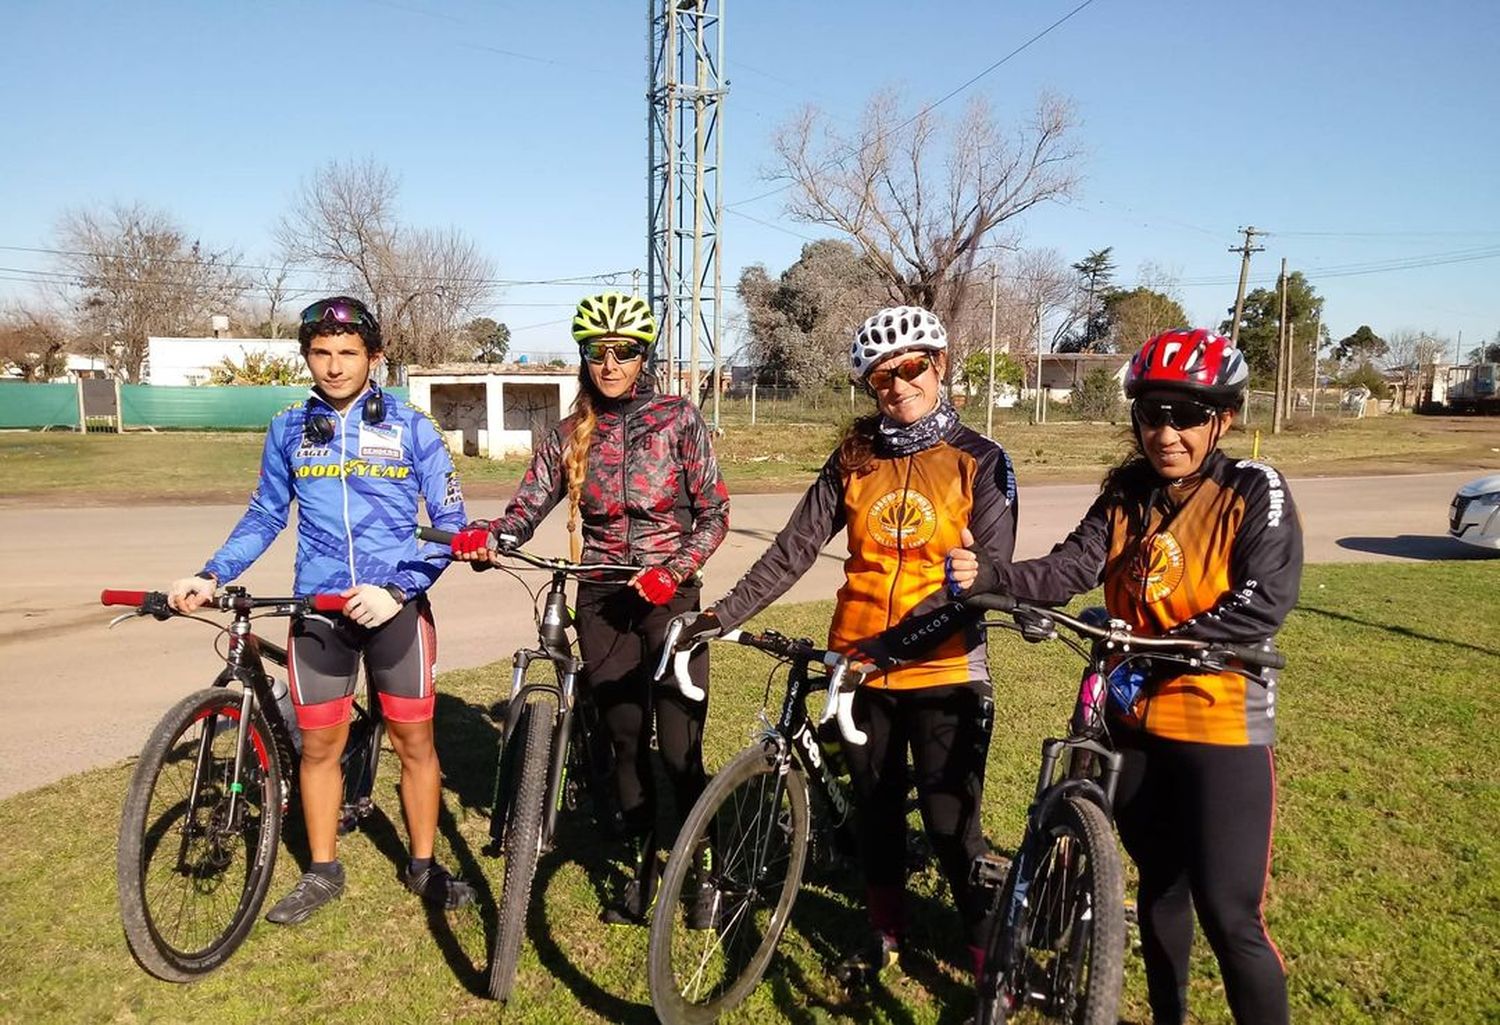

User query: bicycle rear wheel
[117,688,283,982]
[648,741,810,1025]
[488,693,557,1002]
[982,794,1124,1025]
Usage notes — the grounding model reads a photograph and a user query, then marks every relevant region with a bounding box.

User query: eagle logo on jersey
[1133,530,1186,603]
[867,489,937,550]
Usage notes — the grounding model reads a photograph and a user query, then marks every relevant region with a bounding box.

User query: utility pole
[1272,257,1288,435]
[1033,297,1045,424]
[986,263,999,438]
[1310,314,1322,418]
[1286,323,1296,421]
[1228,226,1265,348]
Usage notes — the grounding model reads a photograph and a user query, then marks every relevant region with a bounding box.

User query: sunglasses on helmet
[581,338,649,365]
[300,299,376,329]
[867,354,933,391]
[1133,397,1219,431]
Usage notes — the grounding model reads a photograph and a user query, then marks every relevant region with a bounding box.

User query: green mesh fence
[119,385,410,429]
[0,382,80,429]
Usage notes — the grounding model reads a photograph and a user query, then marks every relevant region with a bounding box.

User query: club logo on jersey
[358,421,403,461]
[867,489,937,550]
[1132,531,1186,603]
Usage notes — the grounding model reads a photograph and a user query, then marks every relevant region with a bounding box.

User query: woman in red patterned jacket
[451,292,729,926]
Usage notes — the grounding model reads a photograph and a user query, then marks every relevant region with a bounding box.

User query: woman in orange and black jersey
[947,328,1303,1025]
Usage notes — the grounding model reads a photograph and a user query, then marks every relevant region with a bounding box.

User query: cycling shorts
[286,595,438,730]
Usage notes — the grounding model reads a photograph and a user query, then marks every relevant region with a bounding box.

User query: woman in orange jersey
[946,328,1303,1025]
[668,306,1018,986]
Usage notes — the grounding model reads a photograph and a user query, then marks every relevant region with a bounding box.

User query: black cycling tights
[575,582,708,843]
[843,682,993,947]
[1113,732,1288,1025]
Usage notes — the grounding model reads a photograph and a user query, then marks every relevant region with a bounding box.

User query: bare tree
[772,91,1081,339]
[277,159,498,373]
[56,203,246,381]
[0,303,71,381]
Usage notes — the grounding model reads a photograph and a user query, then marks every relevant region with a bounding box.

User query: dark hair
[298,296,382,356]
[835,413,881,477]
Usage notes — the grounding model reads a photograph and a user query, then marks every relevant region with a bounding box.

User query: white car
[1449,473,1500,551]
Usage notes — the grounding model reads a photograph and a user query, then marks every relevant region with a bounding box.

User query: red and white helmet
[1125,328,1248,407]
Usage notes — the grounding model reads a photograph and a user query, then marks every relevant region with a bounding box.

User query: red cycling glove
[634,566,679,606]
[450,526,494,557]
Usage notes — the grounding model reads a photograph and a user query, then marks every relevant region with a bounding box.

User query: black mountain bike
[644,620,870,1025]
[966,592,1286,1025]
[102,586,387,982]
[415,526,652,1003]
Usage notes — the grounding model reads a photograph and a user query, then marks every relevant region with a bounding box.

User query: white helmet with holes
[850,306,948,381]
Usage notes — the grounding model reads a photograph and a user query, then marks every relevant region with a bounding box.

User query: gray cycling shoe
[265,865,345,926]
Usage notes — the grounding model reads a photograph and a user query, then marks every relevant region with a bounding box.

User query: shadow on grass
[1335,534,1500,561]
[1294,603,1500,659]
[526,813,656,1024]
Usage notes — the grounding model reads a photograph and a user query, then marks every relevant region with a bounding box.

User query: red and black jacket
[493,383,729,583]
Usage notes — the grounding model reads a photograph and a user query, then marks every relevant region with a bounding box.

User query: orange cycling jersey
[715,423,1017,692]
[1000,449,1303,745]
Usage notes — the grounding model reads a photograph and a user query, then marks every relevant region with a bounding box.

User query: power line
[0,245,636,288]
[1175,244,1500,288]
[726,0,1101,211]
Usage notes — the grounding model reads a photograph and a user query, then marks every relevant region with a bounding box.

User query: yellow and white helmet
[572,292,657,345]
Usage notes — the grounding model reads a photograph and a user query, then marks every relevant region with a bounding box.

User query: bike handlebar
[416,526,639,577]
[100,589,349,616]
[966,592,1286,671]
[654,618,870,746]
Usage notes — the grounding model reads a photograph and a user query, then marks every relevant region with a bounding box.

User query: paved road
[0,469,1491,798]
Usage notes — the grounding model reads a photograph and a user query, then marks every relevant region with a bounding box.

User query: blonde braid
[562,389,598,563]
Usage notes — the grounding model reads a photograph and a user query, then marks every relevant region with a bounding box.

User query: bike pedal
[971,851,1011,888]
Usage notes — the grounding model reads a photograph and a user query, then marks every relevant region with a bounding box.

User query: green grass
[5,412,1499,503]
[1,561,1496,1023]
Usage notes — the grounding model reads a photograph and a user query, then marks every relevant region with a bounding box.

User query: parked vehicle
[1449,473,1500,550]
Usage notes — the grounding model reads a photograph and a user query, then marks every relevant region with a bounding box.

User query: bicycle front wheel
[488,692,557,1003]
[648,740,810,1025]
[983,794,1124,1025]
[117,688,284,982]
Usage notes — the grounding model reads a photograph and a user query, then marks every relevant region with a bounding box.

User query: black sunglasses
[1133,397,1219,431]
[581,339,649,365]
[301,299,376,328]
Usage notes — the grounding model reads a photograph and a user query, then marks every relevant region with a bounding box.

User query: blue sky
[3,0,1497,360]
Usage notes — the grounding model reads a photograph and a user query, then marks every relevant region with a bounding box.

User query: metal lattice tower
[647,0,726,424]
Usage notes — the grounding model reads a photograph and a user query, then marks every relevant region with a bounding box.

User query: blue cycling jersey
[203,387,467,598]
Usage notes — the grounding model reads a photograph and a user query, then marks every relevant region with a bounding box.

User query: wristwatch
[383,584,408,606]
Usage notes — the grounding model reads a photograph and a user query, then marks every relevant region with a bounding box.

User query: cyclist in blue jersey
[166,296,474,925]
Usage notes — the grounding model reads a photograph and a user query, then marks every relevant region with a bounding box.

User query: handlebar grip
[965,592,1017,613]
[1222,643,1287,670]
[310,594,349,613]
[101,589,150,607]
[416,526,455,545]
[671,650,706,702]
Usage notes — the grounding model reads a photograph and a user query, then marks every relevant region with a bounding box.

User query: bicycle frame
[490,569,587,852]
[767,654,857,845]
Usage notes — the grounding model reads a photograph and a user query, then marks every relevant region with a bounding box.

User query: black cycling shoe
[835,931,902,989]
[683,879,722,931]
[402,861,477,910]
[683,842,721,930]
[601,833,660,925]
[266,865,345,926]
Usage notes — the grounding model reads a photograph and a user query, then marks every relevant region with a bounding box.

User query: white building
[144,336,303,386]
[406,363,580,458]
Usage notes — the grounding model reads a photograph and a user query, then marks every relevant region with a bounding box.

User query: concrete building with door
[405,363,579,458]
